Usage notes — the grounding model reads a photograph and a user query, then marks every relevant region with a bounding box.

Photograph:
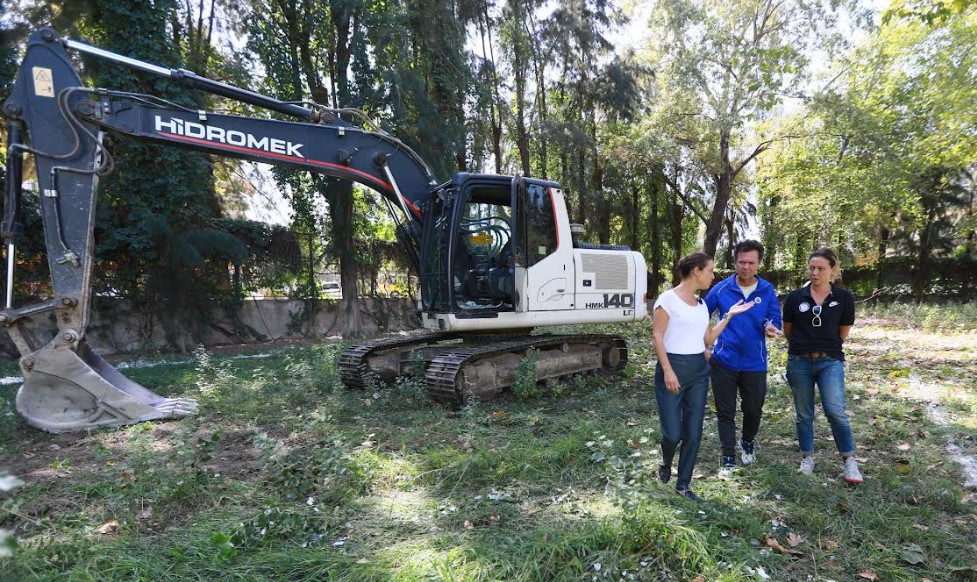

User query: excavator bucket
[15,342,197,433]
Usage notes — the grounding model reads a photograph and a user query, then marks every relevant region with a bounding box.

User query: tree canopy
[1,0,974,328]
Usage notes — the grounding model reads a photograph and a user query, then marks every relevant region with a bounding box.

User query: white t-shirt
[653,289,709,354]
[738,281,758,299]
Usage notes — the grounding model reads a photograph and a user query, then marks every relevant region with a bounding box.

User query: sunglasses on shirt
[812,305,822,327]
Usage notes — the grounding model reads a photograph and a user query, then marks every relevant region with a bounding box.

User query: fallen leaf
[48,444,61,451]
[96,520,119,535]
[765,536,803,556]
[858,570,877,580]
[787,532,804,547]
[900,543,925,565]
[626,418,638,426]
[362,399,373,407]
[819,539,839,551]
[489,513,501,522]
[139,507,153,520]
[691,577,705,582]
[356,558,369,564]
[463,520,474,530]
[626,439,637,447]
[896,442,911,451]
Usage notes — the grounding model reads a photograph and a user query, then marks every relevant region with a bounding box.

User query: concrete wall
[0,297,421,359]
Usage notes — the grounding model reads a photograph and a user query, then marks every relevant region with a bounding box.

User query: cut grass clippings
[1,303,976,580]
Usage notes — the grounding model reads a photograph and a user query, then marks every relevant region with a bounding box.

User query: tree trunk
[669,179,683,286]
[527,9,548,179]
[876,225,890,291]
[306,231,318,328]
[478,0,502,174]
[479,0,504,174]
[704,131,732,257]
[576,149,587,225]
[329,0,365,337]
[760,194,779,268]
[650,177,662,296]
[629,183,640,251]
[597,197,610,245]
[723,212,735,268]
[510,0,531,176]
[914,222,933,305]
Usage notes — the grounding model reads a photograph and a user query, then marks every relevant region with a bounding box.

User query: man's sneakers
[740,438,756,465]
[797,456,815,475]
[718,455,737,478]
[843,456,863,484]
[676,488,703,502]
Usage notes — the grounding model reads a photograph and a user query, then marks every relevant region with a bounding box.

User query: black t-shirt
[782,285,855,360]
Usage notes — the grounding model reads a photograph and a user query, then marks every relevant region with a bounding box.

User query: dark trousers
[711,361,767,458]
[655,353,710,491]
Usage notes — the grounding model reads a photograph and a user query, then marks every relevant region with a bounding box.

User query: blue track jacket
[704,275,782,372]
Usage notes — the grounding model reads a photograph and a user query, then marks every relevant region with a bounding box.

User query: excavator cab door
[514,180,573,312]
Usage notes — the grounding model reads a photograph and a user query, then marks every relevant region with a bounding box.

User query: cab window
[524,184,557,266]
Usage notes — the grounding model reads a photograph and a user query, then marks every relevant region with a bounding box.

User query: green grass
[1,303,976,580]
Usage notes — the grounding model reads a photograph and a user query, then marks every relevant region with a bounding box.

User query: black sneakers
[658,464,672,483]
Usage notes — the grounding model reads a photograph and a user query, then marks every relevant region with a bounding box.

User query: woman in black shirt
[782,247,862,484]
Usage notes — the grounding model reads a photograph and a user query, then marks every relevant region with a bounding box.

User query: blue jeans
[786,355,855,456]
[655,353,710,491]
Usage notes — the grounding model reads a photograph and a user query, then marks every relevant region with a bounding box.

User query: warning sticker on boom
[32,67,54,97]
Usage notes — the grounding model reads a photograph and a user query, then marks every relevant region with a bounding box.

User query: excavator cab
[420,174,561,318]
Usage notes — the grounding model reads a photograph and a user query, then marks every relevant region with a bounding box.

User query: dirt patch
[0,422,262,491]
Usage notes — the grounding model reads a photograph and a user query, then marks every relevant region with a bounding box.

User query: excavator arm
[1,27,438,432]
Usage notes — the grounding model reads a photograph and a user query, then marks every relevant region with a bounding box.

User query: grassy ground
[1,303,976,581]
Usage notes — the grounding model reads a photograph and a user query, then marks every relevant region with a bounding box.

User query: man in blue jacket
[705,240,782,474]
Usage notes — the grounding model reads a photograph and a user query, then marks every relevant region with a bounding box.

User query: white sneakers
[796,456,863,484]
[797,456,815,475]
[843,456,863,484]
[740,438,756,465]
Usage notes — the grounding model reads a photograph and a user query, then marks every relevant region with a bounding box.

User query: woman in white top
[653,252,753,501]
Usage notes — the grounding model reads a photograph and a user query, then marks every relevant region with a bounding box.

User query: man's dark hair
[733,240,764,261]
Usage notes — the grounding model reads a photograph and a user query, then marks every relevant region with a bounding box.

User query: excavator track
[425,334,628,405]
[339,331,463,389]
